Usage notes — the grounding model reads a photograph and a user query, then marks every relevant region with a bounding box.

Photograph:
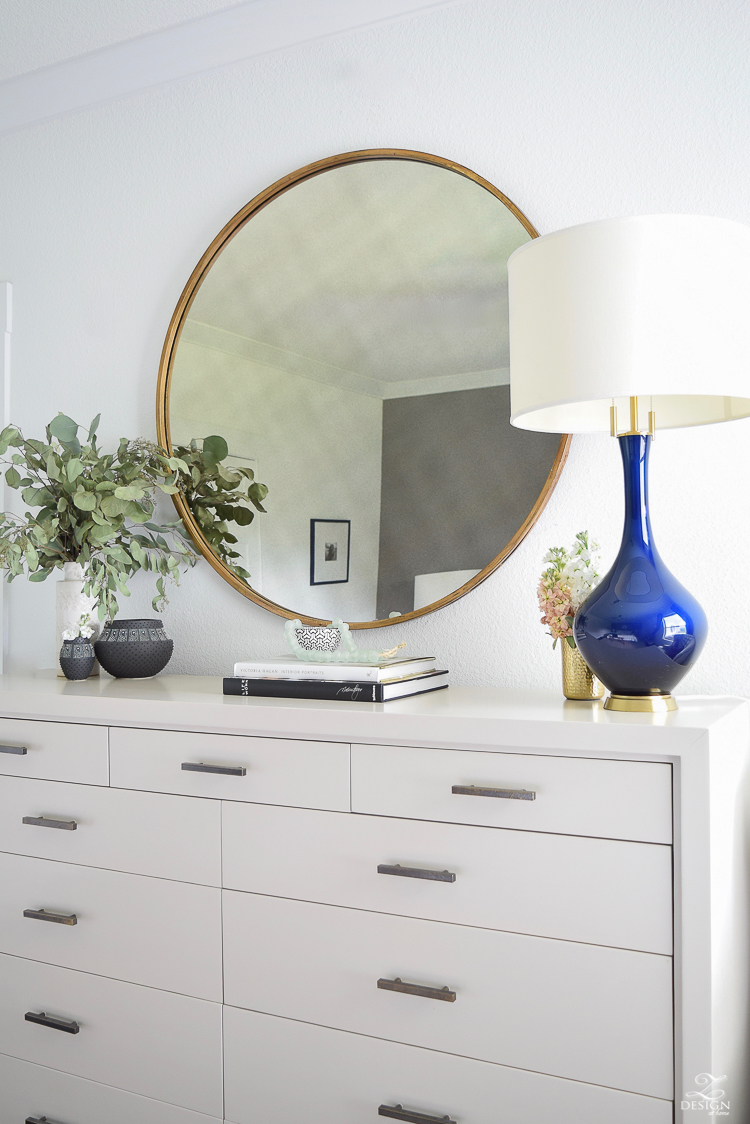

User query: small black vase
[94,618,174,679]
[59,638,96,681]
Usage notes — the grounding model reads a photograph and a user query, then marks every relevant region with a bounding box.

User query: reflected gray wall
[375,386,562,618]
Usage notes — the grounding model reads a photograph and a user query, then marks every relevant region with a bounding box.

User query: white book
[232,655,437,683]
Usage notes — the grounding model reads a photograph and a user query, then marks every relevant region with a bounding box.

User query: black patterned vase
[94,618,174,679]
[58,637,96,681]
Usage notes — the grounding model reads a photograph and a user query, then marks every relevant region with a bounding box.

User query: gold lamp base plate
[604,694,677,713]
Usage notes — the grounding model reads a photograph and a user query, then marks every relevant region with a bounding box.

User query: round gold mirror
[157,149,569,628]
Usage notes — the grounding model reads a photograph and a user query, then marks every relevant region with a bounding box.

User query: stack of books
[223,655,448,702]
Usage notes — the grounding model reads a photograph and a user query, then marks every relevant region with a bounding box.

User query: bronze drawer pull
[25,1011,80,1034]
[379,1105,456,1123]
[0,742,27,754]
[451,784,535,801]
[181,761,247,776]
[377,977,456,1002]
[23,908,78,926]
[22,815,78,830]
[377,864,456,883]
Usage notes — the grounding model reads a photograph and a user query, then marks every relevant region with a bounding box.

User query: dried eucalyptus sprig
[0,413,198,620]
[172,436,268,581]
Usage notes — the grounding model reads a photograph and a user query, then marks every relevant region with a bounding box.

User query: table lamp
[508,214,750,712]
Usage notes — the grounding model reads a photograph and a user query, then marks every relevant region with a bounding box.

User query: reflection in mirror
[162,154,568,625]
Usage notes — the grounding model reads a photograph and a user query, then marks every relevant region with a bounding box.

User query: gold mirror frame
[156,148,571,629]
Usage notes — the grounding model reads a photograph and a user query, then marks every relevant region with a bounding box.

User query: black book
[223,669,449,702]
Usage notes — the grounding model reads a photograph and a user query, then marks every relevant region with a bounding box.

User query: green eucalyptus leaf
[167,457,190,472]
[21,486,55,508]
[130,540,146,566]
[73,491,97,512]
[24,545,39,570]
[203,435,229,462]
[88,414,101,441]
[48,414,79,444]
[0,425,20,449]
[113,485,144,500]
[5,466,20,489]
[217,466,241,486]
[123,502,150,523]
[67,459,84,483]
[100,495,129,518]
[231,506,253,527]
[89,523,116,542]
[28,568,51,582]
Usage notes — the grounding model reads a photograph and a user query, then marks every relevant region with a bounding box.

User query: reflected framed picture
[310,519,351,585]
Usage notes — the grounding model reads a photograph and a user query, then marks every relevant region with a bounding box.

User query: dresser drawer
[0,776,221,884]
[0,853,222,1000]
[223,892,672,1098]
[352,743,673,843]
[110,726,350,810]
[0,1053,223,1124]
[222,803,672,953]
[0,718,108,784]
[224,1007,673,1124]
[0,954,223,1116]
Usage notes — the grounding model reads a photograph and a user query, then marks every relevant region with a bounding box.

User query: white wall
[1,0,749,694]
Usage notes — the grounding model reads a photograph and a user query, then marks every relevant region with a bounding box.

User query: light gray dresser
[0,675,747,1123]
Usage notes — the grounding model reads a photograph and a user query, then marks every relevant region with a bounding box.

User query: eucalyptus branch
[170,436,268,582]
[0,414,199,619]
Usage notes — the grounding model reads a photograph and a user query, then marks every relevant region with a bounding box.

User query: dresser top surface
[0,673,744,758]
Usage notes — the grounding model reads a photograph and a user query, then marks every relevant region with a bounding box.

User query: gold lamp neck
[610,395,656,438]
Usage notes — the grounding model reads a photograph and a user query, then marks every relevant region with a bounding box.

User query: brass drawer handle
[181,761,247,776]
[26,1117,67,1124]
[451,784,535,801]
[377,864,456,883]
[379,1105,456,1123]
[0,742,27,754]
[22,815,78,830]
[377,977,456,1002]
[24,908,78,926]
[25,1011,80,1034]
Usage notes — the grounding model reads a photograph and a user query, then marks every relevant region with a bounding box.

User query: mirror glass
[160,152,568,626]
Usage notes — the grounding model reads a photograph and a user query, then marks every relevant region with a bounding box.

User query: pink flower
[537,578,574,642]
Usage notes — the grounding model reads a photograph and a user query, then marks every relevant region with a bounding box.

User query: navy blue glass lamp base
[574,434,707,704]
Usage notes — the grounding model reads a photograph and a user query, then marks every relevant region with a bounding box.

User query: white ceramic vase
[55,562,100,677]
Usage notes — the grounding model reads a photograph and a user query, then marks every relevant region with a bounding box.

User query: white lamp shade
[508,214,750,433]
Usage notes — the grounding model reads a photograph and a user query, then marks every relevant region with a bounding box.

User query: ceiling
[187,157,531,387]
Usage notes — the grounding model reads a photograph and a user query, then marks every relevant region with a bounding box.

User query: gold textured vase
[561,641,605,701]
